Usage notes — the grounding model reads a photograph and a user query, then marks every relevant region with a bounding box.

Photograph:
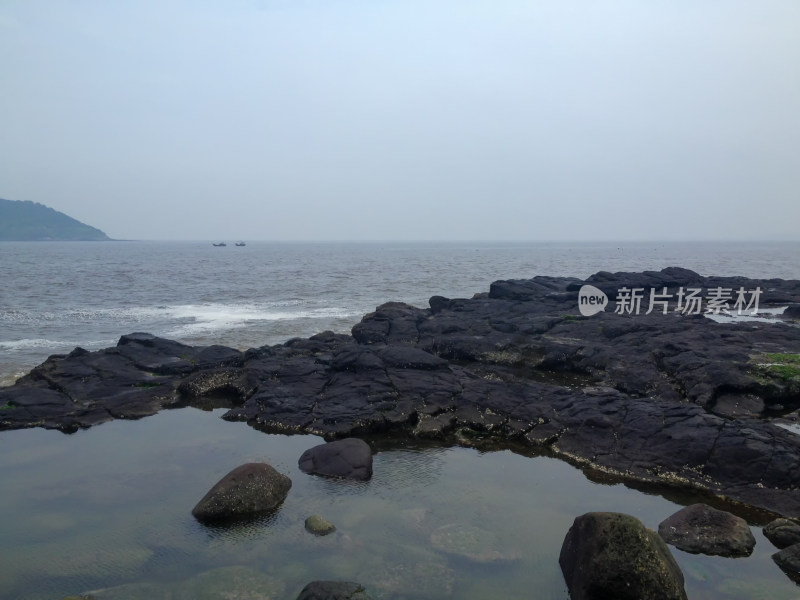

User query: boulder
[295,581,372,600]
[764,518,800,549]
[658,503,755,557]
[191,463,291,523]
[305,514,336,536]
[772,543,800,584]
[559,512,687,600]
[298,438,373,481]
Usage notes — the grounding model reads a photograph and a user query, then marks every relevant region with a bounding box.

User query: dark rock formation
[2,269,800,518]
[772,543,800,584]
[295,581,372,600]
[191,463,291,524]
[784,304,800,319]
[658,503,755,557]
[559,512,687,600]
[764,518,800,549]
[299,438,373,481]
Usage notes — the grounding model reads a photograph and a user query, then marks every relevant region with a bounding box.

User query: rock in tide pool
[305,514,336,536]
[298,438,373,481]
[295,580,372,600]
[772,544,800,584]
[559,512,687,600]
[764,518,800,550]
[430,523,517,563]
[182,565,286,599]
[191,463,291,524]
[658,503,755,557]
[72,566,284,600]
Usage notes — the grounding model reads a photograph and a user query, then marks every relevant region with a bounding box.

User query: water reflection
[0,407,797,599]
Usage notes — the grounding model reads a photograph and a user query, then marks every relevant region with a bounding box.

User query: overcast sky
[1,1,798,241]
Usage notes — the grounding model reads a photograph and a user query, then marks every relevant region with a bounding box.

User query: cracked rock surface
[2,268,800,517]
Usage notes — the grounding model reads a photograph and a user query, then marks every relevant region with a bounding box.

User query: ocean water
[1,240,800,599]
[2,240,799,385]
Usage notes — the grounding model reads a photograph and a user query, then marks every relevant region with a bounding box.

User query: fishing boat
[235,241,246,246]
[212,242,227,247]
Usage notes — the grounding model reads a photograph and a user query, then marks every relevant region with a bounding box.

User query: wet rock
[430,523,518,563]
[295,581,372,600]
[299,438,373,481]
[764,518,800,549]
[191,463,291,524]
[559,512,687,600]
[305,514,336,536]
[658,503,756,557]
[4,269,800,520]
[772,543,800,584]
[177,368,257,403]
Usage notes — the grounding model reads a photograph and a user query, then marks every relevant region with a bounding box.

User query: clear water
[1,241,799,599]
[0,407,797,600]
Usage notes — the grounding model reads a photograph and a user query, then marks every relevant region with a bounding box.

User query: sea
[2,240,799,386]
[1,240,800,600]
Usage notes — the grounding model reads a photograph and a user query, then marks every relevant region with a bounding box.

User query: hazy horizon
[2,1,798,242]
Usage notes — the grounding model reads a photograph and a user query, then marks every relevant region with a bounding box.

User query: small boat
[235,241,246,247]
[212,242,227,247]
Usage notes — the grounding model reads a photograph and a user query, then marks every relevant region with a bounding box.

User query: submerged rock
[191,463,291,524]
[295,581,372,600]
[305,514,336,536]
[559,512,687,600]
[298,438,373,481]
[181,565,286,599]
[772,543,800,584]
[430,523,518,563]
[77,566,284,600]
[658,503,756,557]
[764,518,800,550]
[364,559,454,598]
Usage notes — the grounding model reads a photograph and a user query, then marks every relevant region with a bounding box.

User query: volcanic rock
[764,518,800,550]
[295,581,372,600]
[658,503,756,557]
[298,438,373,481]
[192,463,291,523]
[559,512,687,600]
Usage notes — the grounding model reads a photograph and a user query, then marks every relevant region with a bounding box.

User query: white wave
[0,338,117,352]
[164,303,359,337]
[0,299,320,326]
[0,302,361,354]
[777,423,800,437]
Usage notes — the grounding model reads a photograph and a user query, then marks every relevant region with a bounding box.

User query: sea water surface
[1,241,800,599]
[2,240,799,385]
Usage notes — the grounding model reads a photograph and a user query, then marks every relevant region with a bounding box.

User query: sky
[1,1,798,241]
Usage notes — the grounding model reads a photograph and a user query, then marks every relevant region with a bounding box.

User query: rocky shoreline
[2,267,799,520]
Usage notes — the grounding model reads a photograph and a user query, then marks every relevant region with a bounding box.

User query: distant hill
[0,199,112,241]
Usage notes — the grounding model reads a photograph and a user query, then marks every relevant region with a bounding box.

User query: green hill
[0,199,111,241]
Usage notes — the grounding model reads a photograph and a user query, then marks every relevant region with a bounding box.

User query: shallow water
[0,408,797,600]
